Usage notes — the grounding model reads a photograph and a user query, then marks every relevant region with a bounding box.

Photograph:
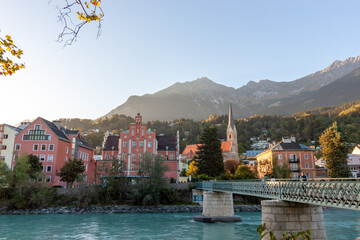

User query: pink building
[99,113,179,182]
[12,117,94,186]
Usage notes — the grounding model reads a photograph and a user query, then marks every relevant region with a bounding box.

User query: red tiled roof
[221,141,232,152]
[182,144,201,156]
[182,141,232,157]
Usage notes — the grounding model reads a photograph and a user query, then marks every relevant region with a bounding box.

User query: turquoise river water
[0,209,359,239]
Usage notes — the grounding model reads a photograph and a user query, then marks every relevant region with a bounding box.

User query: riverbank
[0,204,261,215]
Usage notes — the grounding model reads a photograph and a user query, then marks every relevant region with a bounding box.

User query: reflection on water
[0,209,358,239]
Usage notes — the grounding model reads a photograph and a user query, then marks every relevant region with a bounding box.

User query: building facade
[0,124,23,168]
[256,137,316,179]
[12,117,94,186]
[99,113,179,181]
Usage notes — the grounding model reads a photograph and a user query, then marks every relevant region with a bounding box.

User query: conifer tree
[319,122,352,178]
[196,126,224,177]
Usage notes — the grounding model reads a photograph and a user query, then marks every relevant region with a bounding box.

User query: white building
[0,124,23,168]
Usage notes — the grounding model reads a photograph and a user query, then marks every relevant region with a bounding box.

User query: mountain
[104,56,360,121]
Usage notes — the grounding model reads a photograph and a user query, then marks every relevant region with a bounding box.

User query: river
[0,209,359,239]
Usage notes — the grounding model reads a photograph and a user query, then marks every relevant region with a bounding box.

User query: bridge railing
[194,179,360,210]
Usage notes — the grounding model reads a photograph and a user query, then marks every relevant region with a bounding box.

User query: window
[278,154,282,160]
[290,163,297,170]
[15,144,21,151]
[304,154,309,159]
[85,164,88,172]
[139,141,144,148]
[41,165,44,172]
[123,141,127,148]
[148,141,152,148]
[66,147,68,153]
[49,144,54,151]
[41,144,46,151]
[122,152,127,160]
[45,176,51,183]
[306,172,310,178]
[46,165,52,172]
[33,144,39,151]
[1,145,7,150]
[132,152,136,160]
[106,153,109,160]
[132,141,136,148]
[139,153,143,160]
[170,154,175,160]
[305,163,309,169]
[40,155,46,162]
[65,157,68,162]
[23,125,50,141]
[3,134,8,139]
[48,155,53,162]
[131,160,136,170]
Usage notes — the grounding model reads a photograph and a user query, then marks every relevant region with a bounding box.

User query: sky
[1,0,360,125]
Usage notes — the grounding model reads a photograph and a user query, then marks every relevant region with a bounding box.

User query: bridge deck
[194,180,360,210]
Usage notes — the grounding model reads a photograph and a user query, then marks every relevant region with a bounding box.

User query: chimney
[52,120,61,130]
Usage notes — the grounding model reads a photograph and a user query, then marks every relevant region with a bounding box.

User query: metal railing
[194,179,360,210]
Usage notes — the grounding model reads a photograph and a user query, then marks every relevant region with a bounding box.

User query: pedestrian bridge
[194,179,360,240]
[194,179,360,210]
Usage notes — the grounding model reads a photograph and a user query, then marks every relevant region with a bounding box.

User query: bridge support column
[194,191,242,223]
[261,200,327,240]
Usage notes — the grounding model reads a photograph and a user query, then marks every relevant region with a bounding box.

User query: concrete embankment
[0,205,261,215]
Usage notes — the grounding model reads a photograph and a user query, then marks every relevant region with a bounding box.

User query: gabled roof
[157,135,177,151]
[103,135,120,151]
[40,118,70,142]
[221,141,232,152]
[272,142,314,151]
[182,144,200,157]
[182,141,232,156]
[78,137,93,150]
[64,129,79,135]
[1,124,22,133]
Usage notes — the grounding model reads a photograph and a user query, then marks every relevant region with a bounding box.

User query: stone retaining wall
[0,204,261,215]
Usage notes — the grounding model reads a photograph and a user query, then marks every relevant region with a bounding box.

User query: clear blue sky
[1,0,360,125]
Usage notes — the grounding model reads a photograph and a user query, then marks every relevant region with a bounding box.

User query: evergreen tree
[319,122,352,178]
[196,126,224,177]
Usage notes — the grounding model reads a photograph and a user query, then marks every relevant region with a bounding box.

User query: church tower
[227,103,239,159]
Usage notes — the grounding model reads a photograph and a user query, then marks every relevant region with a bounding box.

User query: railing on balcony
[289,158,299,163]
[290,168,301,172]
[194,179,360,210]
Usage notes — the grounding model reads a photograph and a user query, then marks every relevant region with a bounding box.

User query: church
[181,103,239,163]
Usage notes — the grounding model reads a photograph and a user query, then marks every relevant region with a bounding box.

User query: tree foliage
[57,0,104,46]
[235,165,256,179]
[0,34,24,76]
[186,161,198,177]
[319,122,352,178]
[60,158,85,186]
[27,154,43,180]
[196,126,224,177]
[224,159,240,175]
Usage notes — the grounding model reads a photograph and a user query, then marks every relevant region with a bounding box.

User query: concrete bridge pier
[194,191,242,223]
[261,200,327,240]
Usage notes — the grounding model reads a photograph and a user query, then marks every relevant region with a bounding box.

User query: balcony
[289,158,299,163]
[291,168,300,172]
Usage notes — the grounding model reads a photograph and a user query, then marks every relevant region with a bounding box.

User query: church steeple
[226,102,239,160]
[228,102,235,131]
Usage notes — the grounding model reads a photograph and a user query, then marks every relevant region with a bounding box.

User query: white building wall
[0,125,19,168]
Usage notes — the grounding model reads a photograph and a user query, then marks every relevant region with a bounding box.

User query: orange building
[256,137,316,179]
[12,117,94,186]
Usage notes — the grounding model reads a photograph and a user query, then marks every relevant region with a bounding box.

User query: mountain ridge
[104,55,360,121]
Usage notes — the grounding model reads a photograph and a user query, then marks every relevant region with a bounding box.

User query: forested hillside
[59,100,360,153]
